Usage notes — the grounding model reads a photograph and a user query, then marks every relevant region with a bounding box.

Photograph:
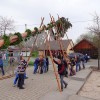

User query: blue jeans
[33,64,38,74]
[82,61,85,68]
[43,61,47,73]
[76,62,81,72]
[60,75,67,90]
[14,74,19,85]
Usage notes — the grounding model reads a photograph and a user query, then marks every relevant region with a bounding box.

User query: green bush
[32,51,38,57]
[28,61,34,66]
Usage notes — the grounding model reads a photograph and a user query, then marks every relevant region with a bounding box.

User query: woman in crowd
[13,56,28,87]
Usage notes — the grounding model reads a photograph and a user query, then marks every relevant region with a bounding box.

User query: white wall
[22,52,30,56]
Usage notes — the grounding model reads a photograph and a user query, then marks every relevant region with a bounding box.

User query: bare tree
[76,33,93,43]
[88,13,100,70]
[36,31,47,47]
[0,16,15,36]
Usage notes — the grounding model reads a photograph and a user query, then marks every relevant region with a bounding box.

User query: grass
[28,61,34,66]
[32,51,38,57]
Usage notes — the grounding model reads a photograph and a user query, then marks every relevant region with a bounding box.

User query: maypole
[0,15,72,83]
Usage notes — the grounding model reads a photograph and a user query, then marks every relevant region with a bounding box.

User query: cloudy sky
[0,0,100,42]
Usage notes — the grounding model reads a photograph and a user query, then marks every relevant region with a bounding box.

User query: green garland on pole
[10,32,23,45]
[0,16,72,48]
[34,27,39,34]
[0,35,10,49]
[25,29,32,41]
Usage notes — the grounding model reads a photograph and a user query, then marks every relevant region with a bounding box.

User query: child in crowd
[13,56,28,87]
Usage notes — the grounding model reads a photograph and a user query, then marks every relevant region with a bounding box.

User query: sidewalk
[0,60,95,100]
[39,68,93,100]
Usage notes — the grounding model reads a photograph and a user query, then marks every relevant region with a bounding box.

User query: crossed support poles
[0,16,71,92]
[25,17,62,92]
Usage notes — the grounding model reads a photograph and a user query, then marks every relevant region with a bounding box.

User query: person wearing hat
[0,55,5,76]
[53,56,68,91]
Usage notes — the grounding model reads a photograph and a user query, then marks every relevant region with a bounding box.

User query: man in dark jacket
[45,56,49,72]
[53,56,68,91]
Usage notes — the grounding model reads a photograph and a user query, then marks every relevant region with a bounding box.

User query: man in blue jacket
[0,55,5,76]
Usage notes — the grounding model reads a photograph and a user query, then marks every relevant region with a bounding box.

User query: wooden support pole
[46,31,61,92]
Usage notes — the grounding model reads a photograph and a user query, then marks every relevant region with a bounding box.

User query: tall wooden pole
[27,17,44,63]
[46,32,61,92]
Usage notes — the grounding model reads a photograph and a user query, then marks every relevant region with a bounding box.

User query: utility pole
[25,24,27,30]
[25,24,27,57]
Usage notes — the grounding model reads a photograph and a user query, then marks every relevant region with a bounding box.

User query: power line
[14,19,100,26]
[15,24,40,26]
[71,19,93,23]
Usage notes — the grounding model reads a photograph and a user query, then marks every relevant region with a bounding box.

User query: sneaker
[13,84,16,87]
[65,84,68,88]
[19,87,25,89]
[25,77,28,79]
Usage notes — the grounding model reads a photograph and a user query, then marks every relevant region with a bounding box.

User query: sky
[0,0,100,43]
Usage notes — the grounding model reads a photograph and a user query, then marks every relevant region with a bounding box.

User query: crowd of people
[0,51,89,91]
[33,56,49,74]
[52,52,88,91]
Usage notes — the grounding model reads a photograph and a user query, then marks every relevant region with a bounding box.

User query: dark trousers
[0,66,5,76]
[40,66,43,74]
[47,65,49,72]
[18,74,24,88]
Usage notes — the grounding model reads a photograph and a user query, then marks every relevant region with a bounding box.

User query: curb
[76,68,93,95]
